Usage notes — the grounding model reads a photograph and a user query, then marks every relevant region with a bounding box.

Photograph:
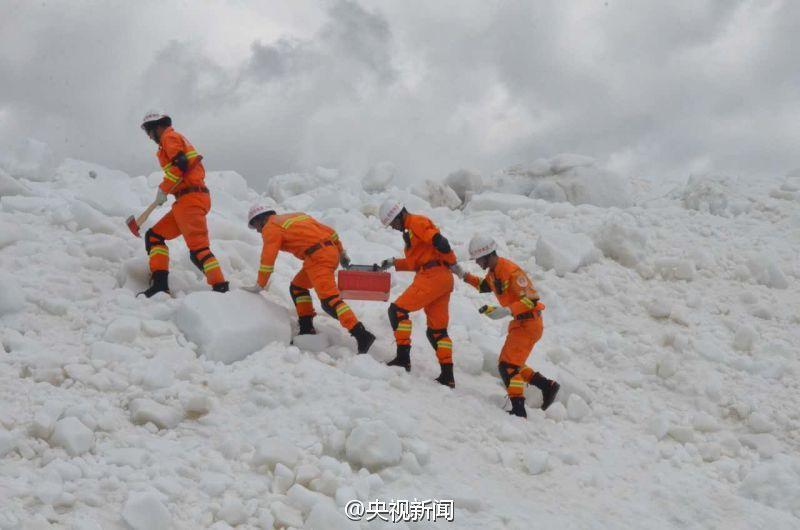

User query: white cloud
[1,0,798,187]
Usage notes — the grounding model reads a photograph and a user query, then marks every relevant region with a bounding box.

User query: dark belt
[175,186,209,199]
[305,240,335,256]
[515,310,541,321]
[420,260,449,271]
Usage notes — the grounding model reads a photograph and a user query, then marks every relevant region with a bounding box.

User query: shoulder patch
[516,275,529,287]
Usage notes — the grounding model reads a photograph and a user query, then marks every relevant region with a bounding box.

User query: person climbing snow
[246,205,376,354]
[451,235,560,418]
[376,199,457,387]
[138,110,228,297]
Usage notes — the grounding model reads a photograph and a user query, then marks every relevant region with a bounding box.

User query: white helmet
[468,234,497,259]
[379,199,404,226]
[247,204,275,227]
[140,110,169,130]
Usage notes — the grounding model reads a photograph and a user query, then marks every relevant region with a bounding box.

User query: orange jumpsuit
[464,257,545,398]
[390,214,456,364]
[257,213,360,331]
[146,127,225,286]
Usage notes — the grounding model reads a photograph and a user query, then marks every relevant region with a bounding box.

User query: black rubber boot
[298,316,316,335]
[350,323,376,354]
[435,363,455,388]
[509,397,527,418]
[540,381,560,411]
[139,270,170,298]
[212,281,229,293]
[530,373,560,410]
[387,345,411,372]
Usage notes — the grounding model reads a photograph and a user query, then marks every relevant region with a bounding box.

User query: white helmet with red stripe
[378,199,404,226]
[468,234,497,259]
[140,110,170,130]
[247,204,275,228]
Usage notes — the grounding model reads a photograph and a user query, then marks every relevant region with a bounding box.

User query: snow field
[0,144,799,528]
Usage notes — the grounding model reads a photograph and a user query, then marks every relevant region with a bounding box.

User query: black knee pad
[388,303,409,330]
[498,361,521,388]
[144,229,165,254]
[290,283,311,303]
[189,247,211,272]
[320,295,342,319]
[426,328,447,350]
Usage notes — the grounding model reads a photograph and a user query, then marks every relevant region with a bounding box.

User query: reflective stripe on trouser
[392,268,453,351]
[191,248,225,285]
[426,328,453,364]
[148,192,225,285]
[394,318,412,346]
[292,246,359,331]
[501,364,537,398]
[290,284,315,318]
[147,240,169,271]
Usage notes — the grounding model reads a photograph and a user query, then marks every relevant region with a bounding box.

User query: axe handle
[134,155,202,228]
[135,200,160,227]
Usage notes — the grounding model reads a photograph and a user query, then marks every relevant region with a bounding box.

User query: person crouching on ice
[451,235,560,418]
[245,205,376,354]
[138,110,229,297]
[376,199,457,388]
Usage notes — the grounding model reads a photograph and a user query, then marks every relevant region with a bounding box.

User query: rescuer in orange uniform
[139,111,228,297]
[246,205,376,354]
[376,199,457,387]
[452,235,560,417]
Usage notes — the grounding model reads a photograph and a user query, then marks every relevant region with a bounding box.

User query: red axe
[126,198,165,238]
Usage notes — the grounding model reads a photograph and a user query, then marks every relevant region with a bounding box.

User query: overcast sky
[1,0,797,187]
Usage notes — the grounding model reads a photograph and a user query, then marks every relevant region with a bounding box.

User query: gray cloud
[1,0,798,189]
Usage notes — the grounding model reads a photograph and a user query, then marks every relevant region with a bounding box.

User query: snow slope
[1,147,799,529]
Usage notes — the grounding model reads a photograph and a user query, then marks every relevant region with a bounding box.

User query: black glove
[379,258,395,270]
[432,233,451,253]
[340,251,351,269]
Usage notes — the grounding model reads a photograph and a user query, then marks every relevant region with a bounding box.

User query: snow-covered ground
[1,142,799,529]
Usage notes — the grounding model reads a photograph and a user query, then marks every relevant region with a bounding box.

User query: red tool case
[338,265,391,301]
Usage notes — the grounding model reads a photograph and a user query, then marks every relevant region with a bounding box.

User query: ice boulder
[205,170,250,201]
[465,192,538,213]
[444,169,484,202]
[0,272,26,316]
[525,450,549,475]
[345,421,402,470]
[411,180,462,209]
[122,491,172,530]
[566,394,591,421]
[0,220,36,250]
[71,201,117,235]
[592,212,648,269]
[529,165,632,208]
[176,290,291,363]
[104,317,141,343]
[253,438,302,471]
[130,399,183,430]
[0,167,31,196]
[681,175,734,215]
[50,417,94,456]
[746,255,788,290]
[535,230,599,276]
[267,168,339,202]
[362,162,397,192]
